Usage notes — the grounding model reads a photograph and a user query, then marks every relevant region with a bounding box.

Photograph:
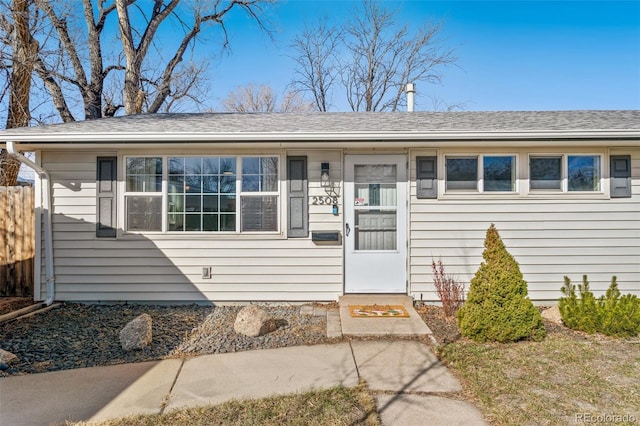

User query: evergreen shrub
[456,224,546,343]
[559,275,640,337]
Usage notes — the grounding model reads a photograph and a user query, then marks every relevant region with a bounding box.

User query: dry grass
[69,383,379,426]
[438,329,640,425]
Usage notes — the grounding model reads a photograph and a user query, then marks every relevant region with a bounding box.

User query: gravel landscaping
[0,303,333,377]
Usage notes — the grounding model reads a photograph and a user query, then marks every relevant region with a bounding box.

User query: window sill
[440,192,521,199]
[439,191,609,200]
[525,192,609,200]
[119,231,286,240]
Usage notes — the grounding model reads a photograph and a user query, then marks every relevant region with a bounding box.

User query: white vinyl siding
[36,145,639,304]
[409,147,640,304]
[305,151,343,232]
[38,150,343,303]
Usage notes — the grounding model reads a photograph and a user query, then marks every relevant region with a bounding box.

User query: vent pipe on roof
[406,83,416,112]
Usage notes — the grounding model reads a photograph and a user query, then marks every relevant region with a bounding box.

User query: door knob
[345,223,351,236]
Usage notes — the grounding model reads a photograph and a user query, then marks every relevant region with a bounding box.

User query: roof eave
[1,130,639,149]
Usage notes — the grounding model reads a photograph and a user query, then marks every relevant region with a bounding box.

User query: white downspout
[6,141,55,305]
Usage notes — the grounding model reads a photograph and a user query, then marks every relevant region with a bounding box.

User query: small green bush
[457,224,546,343]
[559,275,640,337]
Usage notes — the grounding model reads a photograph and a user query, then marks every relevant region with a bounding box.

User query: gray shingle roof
[1,111,639,141]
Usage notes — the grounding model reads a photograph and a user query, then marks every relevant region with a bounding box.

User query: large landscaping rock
[541,305,563,325]
[0,348,18,365]
[234,305,277,337]
[120,313,153,351]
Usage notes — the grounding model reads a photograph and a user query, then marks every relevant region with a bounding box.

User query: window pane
[168,176,184,193]
[145,158,162,174]
[145,176,161,192]
[446,157,478,190]
[220,157,236,174]
[241,196,278,231]
[220,214,236,231]
[185,214,201,231]
[126,157,162,192]
[185,195,201,212]
[203,214,219,231]
[185,176,201,193]
[243,175,260,192]
[568,155,601,191]
[168,157,184,175]
[203,195,218,212]
[220,195,236,212]
[202,157,220,175]
[242,157,260,174]
[126,196,162,231]
[185,157,202,175]
[168,213,183,231]
[242,157,278,192]
[484,156,515,192]
[261,157,278,191]
[126,157,144,174]
[168,193,183,214]
[126,175,143,192]
[220,176,235,193]
[202,176,219,193]
[530,157,561,190]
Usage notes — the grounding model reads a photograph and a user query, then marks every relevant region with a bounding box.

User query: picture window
[124,155,279,233]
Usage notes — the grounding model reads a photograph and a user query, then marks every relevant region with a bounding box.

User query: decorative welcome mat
[349,305,410,318]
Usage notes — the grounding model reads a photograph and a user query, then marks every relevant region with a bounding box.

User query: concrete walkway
[0,341,486,426]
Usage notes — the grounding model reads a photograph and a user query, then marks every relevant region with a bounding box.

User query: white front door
[344,155,407,293]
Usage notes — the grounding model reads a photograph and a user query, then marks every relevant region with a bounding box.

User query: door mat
[349,305,410,318]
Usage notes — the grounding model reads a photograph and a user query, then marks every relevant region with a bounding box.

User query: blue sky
[205,0,640,111]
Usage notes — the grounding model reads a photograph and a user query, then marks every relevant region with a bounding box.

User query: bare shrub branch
[431,258,465,317]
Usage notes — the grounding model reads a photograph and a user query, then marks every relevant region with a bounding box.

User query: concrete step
[338,295,432,337]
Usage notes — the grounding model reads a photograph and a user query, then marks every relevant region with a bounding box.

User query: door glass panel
[355,210,397,250]
[354,165,397,206]
[353,164,397,251]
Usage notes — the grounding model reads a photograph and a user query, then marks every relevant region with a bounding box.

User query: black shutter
[610,155,631,198]
[96,157,117,237]
[416,156,437,199]
[287,156,308,237]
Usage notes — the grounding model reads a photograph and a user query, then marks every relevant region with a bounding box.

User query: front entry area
[344,155,407,293]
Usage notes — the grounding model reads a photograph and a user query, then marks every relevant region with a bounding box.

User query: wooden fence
[0,186,34,297]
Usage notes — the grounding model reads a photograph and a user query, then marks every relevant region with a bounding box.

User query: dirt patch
[414,303,461,344]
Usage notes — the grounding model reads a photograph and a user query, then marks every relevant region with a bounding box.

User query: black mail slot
[311,231,340,242]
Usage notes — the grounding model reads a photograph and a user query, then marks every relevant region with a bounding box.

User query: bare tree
[1,0,274,123]
[0,0,38,185]
[291,0,457,112]
[30,0,118,121]
[279,90,316,113]
[117,0,273,115]
[290,20,341,112]
[222,83,315,112]
[0,0,273,181]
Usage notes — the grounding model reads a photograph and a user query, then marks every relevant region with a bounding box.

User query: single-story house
[1,111,638,305]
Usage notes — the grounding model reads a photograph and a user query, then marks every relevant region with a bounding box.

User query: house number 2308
[311,196,338,205]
